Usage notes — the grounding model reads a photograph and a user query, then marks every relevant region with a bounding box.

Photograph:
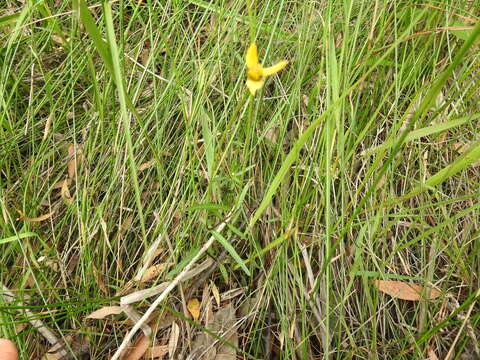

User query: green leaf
[211,230,250,276]
[402,138,480,200]
[0,232,38,245]
[187,203,230,212]
[200,106,215,180]
[450,21,477,43]
[73,0,113,73]
[166,246,200,280]
[363,113,479,157]
[0,12,19,27]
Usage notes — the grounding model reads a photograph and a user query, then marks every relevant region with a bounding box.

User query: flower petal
[246,43,259,69]
[246,78,265,96]
[262,60,288,77]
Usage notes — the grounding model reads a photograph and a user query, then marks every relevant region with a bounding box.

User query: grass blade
[211,230,250,276]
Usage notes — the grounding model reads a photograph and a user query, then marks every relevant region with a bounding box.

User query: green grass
[1,0,480,359]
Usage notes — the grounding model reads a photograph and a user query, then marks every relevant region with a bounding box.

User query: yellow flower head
[245,43,288,96]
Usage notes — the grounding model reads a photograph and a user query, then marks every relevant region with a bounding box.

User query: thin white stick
[134,235,163,282]
[111,215,232,360]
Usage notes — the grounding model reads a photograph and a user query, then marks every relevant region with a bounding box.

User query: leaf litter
[86,306,123,319]
[187,298,201,321]
[190,303,238,360]
[374,279,441,301]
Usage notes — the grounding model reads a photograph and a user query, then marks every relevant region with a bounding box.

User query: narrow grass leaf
[212,231,250,276]
[0,12,19,27]
[0,232,38,245]
[103,1,147,243]
[187,203,230,212]
[73,0,113,73]
[402,138,480,200]
[200,106,215,179]
[363,113,479,157]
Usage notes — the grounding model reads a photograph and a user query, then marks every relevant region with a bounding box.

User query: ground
[1,0,480,359]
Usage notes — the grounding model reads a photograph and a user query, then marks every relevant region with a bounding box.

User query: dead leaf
[86,306,123,319]
[141,263,173,282]
[123,334,150,360]
[374,280,441,301]
[145,345,169,359]
[61,180,73,205]
[67,144,75,178]
[43,334,90,360]
[190,303,238,360]
[66,253,79,275]
[51,35,64,45]
[67,143,82,179]
[43,115,52,140]
[453,142,469,153]
[428,346,439,360]
[376,174,386,190]
[220,287,247,302]
[18,211,54,222]
[138,160,154,171]
[213,304,238,360]
[187,298,201,321]
[211,282,221,307]
[168,322,180,360]
[52,178,72,190]
[15,322,28,333]
[92,264,108,295]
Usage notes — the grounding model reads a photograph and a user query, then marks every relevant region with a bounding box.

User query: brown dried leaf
[211,282,221,307]
[51,35,64,45]
[453,142,469,153]
[141,263,173,283]
[145,345,169,359]
[374,280,441,301]
[92,264,108,295]
[67,143,83,179]
[168,322,180,360]
[52,178,72,190]
[138,160,154,171]
[123,334,150,360]
[428,346,439,360]
[86,306,123,319]
[190,303,238,360]
[220,287,247,301]
[61,180,73,205]
[43,337,70,360]
[213,304,237,360]
[43,334,90,360]
[43,115,53,140]
[18,211,54,222]
[187,298,201,321]
[15,322,28,333]
[67,144,76,179]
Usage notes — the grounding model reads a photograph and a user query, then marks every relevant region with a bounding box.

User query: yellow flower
[245,43,288,96]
